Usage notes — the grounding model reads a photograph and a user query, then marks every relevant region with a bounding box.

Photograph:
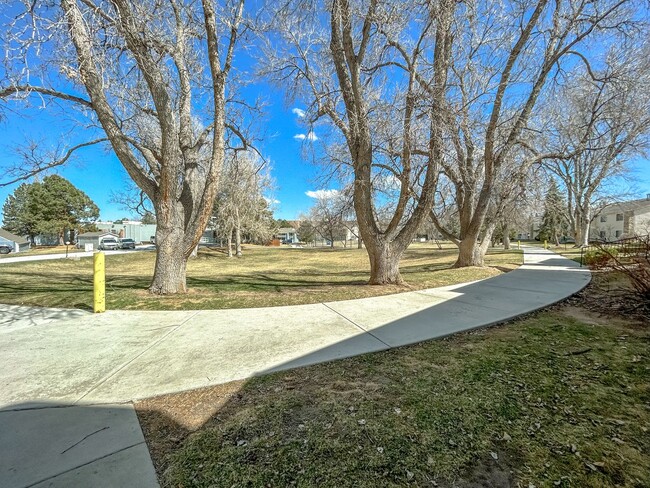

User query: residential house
[95,221,157,244]
[77,231,119,250]
[277,227,299,243]
[591,195,650,241]
[0,229,30,253]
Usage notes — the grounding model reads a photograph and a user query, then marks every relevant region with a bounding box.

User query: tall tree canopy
[265,0,643,280]
[212,152,276,257]
[2,175,99,243]
[1,0,250,294]
[542,49,650,246]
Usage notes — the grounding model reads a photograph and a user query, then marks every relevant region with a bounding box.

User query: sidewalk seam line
[20,441,147,488]
[73,310,201,404]
[321,303,392,348]
[0,401,131,413]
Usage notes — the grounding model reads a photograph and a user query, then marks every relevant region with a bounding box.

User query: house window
[600,215,607,222]
[616,213,623,221]
[600,231,606,238]
[615,230,622,238]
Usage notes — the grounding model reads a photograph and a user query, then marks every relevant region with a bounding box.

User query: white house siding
[591,198,650,241]
[0,230,30,252]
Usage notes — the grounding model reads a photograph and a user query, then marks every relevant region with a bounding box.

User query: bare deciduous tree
[1,0,248,294]
[543,50,650,246]
[305,191,348,248]
[212,151,275,257]
[263,0,454,284]
[427,0,638,266]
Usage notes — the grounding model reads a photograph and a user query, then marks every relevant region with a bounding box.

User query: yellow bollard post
[544,239,548,250]
[93,252,106,313]
[518,240,521,250]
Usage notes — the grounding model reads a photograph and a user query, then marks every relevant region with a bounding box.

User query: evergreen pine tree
[539,179,567,246]
[1,176,99,244]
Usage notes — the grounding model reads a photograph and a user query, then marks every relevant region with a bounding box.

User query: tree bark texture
[227,227,233,258]
[502,223,511,250]
[150,205,188,293]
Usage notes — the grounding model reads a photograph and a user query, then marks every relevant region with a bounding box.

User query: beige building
[591,195,650,241]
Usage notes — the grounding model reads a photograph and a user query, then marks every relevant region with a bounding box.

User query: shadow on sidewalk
[0,402,158,488]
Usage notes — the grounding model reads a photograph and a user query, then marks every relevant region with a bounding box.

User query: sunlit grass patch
[0,243,522,310]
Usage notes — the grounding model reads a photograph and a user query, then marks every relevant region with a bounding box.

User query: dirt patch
[136,379,246,477]
[565,270,650,322]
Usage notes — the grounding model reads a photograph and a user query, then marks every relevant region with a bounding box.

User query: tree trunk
[149,224,188,294]
[227,227,233,258]
[573,206,590,247]
[235,225,242,257]
[579,219,590,247]
[454,236,484,267]
[235,207,242,257]
[367,241,404,285]
[503,223,511,250]
[454,221,496,268]
[357,238,362,249]
[479,224,496,258]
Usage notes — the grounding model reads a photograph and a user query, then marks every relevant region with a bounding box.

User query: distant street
[0,245,155,265]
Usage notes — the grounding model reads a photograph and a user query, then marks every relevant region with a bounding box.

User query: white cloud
[293,131,318,141]
[292,108,306,118]
[263,197,281,205]
[305,189,339,199]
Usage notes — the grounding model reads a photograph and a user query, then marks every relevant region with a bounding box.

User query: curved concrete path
[0,247,589,487]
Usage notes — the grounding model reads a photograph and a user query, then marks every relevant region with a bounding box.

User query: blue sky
[1,9,649,224]
[2,99,649,223]
[0,87,327,222]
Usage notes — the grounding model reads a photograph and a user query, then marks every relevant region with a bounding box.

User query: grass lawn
[0,243,521,311]
[555,246,588,265]
[136,278,649,487]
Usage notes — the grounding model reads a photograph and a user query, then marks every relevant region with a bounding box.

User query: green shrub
[584,248,618,267]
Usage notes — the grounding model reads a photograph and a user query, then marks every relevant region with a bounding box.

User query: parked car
[119,238,136,250]
[0,245,12,254]
[99,237,120,250]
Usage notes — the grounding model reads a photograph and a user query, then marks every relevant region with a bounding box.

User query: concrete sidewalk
[0,247,589,487]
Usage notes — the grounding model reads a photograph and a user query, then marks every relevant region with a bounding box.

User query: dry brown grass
[0,242,522,310]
